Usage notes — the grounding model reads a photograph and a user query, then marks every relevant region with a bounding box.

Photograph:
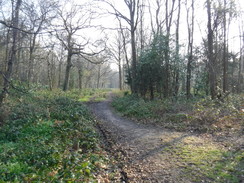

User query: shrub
[187,96,244,133]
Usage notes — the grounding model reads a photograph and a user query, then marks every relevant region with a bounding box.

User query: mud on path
[88,97,243,183]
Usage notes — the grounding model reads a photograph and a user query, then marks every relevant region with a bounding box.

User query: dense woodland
[0,0,243,103]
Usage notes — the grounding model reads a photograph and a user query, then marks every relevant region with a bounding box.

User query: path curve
[88,98,191,183]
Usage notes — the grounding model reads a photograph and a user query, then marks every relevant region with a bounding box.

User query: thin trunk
[63,51,72,91]
[15,26,23,80]
[4,28,11,73]
[239,51,244,93]
[119,21,132,91]
[47,59,53,91]
[27,33,39,86]
[139,2,144,51]
[207,0,217,99]
[186,0,194,99]
[174,0,181,97]
[150,81,154,100]
[122,60,125,89]
[51,57,56,89]
[164,0,169,98]
[119,62,122,90]
[58,62,62,88]
[97,65,101,89]
[118,37,122,90]
[231,55,235,93]
[78,68,82,90]
[238,26,244,93]
[223,0,228,93]
[164,0,176,97]
[131,25,137,94]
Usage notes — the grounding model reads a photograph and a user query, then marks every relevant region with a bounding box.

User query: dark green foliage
[0,91,105,182]
[135,34,185,99]
[136,35,167,99]
[49,97,91,121]
[112,94,189,120]
[112,95,154,118]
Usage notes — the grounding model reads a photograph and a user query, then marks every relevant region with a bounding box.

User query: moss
[163,136,243,182]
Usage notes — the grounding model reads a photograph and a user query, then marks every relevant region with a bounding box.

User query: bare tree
[109,31,124,90]
[96,63,112,88]
[24,0,57,85]
[101,0,141,93]
[55,2,105,91]
[118,20,131,90]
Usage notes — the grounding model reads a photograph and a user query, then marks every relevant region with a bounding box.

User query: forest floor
[88,94,244,183]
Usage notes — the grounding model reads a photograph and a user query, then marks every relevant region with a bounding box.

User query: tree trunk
[97,65,101,89]
[150,81,154,100]
[47,59,53,91]
[238,52,244,93]
[238,28,244,93]
[63,51,72,91]
[119,62,122,90]
[78,68,83,90]
[128,0,138,94]
[122,35,131,90]
[222,0,228,93]
[58,62,62,88]
[186,0,194,99]
[27,33,38,86]
[131,25,137,94]
[0,0,22,105]
[14,26,23,80]
[174,0,181,97]
[164,0,176,98]
[117,37,122,90]
[207,0,217,99]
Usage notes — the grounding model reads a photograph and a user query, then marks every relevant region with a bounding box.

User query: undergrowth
[112,94,244,134]
[0,90,109,182]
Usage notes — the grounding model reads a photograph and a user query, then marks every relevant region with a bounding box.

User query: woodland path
[88,96,194,183]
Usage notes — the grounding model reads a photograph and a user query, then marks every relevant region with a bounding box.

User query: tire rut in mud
[95,115,130,183]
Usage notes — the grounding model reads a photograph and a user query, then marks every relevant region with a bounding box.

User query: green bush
[112,95,154,118]
[112,95,180,119]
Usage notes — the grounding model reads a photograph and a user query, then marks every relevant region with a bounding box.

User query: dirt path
[88,98,195,183]
[88,96,243,183]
